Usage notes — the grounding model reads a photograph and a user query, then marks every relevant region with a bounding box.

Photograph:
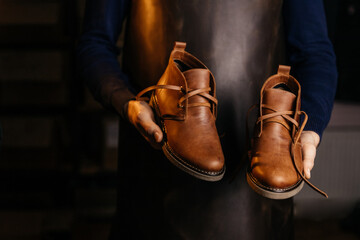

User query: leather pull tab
[278,65,291,76]
[174,41,186,51]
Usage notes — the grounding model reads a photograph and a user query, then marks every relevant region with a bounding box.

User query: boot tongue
[263,88,296,113]
[183,69,211,105]
[183,69,210,89]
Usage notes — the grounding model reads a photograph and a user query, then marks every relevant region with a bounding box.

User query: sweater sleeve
[77,0,134,113]
[283,0,338,139]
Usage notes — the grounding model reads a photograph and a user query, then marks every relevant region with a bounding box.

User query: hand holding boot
[123,42,225,181]
[300,130,320,179]
[247,65,327,199]
[111,90,163,149]
[125,100,163,149]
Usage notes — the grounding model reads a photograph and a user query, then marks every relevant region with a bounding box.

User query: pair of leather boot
[136,42,326,199]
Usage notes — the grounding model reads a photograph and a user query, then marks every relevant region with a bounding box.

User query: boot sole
[246,169,304,199]
[162,142,225,181]
[151,95,225,182]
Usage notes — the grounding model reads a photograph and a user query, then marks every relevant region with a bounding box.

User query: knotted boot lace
[136,84,218,120]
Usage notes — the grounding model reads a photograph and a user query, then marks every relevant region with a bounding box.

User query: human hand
[125,100,163,149]
[300,130,320,179]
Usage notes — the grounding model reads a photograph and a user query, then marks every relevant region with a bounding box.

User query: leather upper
[156,44,224,173]
[137,42,225,175]
[250,66,303,190]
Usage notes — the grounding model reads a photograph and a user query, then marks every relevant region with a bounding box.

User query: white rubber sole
[246,171,304,200]
[162,142,225,182]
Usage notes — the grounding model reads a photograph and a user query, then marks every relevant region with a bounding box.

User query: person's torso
[122,0,285,162]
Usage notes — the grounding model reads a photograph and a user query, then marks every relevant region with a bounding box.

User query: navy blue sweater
[77,0,337,138]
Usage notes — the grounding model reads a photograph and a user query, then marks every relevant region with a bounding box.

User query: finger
[136,118,163,149]
[127,100,163,149]
[302,142,316,179]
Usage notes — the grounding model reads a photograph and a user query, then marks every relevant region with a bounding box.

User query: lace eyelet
[179,86,186,93]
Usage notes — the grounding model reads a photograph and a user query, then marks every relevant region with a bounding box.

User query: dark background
[0,0,359,239]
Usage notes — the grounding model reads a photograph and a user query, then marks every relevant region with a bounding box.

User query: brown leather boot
[136,42,225,181]
[246,65,327,199]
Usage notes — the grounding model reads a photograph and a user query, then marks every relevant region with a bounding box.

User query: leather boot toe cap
[251,165,300,190]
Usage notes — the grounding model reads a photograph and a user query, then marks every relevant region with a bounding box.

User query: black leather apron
[112,1,293,239]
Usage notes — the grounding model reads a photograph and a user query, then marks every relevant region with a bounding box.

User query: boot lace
[135,84,217,120]
[246,104,328,198]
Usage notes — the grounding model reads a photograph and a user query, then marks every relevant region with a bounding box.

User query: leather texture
[136,42,225,181]
[249,66,302,195]
[247,65,327,199]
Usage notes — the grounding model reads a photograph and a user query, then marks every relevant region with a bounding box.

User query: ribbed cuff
[109,88,136,120]
[303,114,327,140]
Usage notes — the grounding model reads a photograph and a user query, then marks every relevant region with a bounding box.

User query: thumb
[136,116,163,148]
[302,142,316,179]
[300,131,320,179]
[143,120,163,143]
[127,100,163,148]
